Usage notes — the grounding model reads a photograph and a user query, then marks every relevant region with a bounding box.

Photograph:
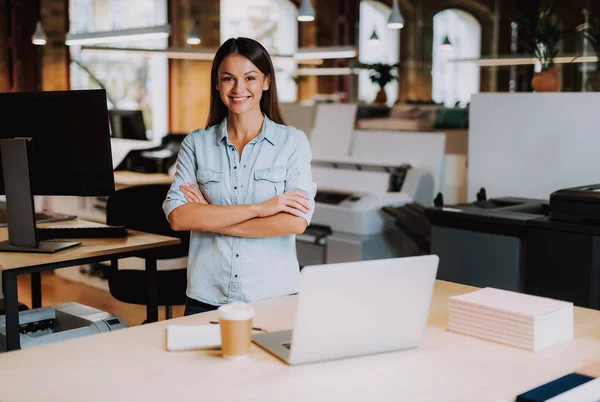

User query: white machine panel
[309,103,358,160]
[351,130,446,195]
[469,93,600,201]
[312,191,412,236]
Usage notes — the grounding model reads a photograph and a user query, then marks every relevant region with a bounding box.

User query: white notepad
[448,288,573,351]
[449,287,572,318]
[166,325,221,351]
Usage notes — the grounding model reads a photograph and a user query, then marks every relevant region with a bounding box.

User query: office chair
[106,183,189,322]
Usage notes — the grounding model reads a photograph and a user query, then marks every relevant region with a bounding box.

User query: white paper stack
[166,325,221,351]
[448,287,573,351]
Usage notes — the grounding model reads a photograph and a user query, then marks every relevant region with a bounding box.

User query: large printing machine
[296,158,434,267]
[0,302,127,351]
[425,183,600,310]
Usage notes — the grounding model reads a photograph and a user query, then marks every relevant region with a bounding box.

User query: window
[220,0,298,102]
[69,0,168,143]
[432,9,481,107]
[358,0,400,106]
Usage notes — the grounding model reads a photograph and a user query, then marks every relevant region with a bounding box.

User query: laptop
[252,255,439,365]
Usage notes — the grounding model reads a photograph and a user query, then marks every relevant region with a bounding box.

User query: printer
[0,302,127,351]
[549,183,600,225]
[297,160,435,266]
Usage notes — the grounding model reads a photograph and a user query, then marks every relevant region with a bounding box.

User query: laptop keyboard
[281,342,291,350]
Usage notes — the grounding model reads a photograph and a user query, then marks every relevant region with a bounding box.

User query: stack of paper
[448,287,573,351]
[166,325,221,351]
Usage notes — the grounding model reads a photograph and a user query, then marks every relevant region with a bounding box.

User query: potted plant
[359,62,400,104]
[517,2,564,92]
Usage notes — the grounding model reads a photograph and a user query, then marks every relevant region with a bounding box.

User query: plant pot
[531,67,560,92]
[374,88,387,104]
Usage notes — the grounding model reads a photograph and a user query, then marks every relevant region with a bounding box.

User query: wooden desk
[0,220,180,351]
[1,280,599,401]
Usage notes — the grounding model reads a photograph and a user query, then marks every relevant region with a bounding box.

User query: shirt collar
[217,114,276,147]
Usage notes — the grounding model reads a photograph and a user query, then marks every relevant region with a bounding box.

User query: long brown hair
[205,37,286,128]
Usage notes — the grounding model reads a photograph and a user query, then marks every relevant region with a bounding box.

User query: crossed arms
[167,184,311,238]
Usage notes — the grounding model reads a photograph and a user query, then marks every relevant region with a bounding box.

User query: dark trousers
[184,297,219,316]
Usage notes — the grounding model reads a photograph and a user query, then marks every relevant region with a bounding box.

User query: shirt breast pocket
[196,167,224,205]
[253,166,286,204]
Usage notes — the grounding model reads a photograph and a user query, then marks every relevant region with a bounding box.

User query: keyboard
[0,209,77,228]
[37,226,128,240]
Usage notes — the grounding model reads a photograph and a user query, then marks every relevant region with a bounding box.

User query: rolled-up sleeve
[162,133,197,220]
[285,130,317,225]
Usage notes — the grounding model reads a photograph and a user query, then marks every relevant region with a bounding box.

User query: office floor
[17,272,185,326]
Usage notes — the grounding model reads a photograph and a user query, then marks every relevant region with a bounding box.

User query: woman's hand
[256,191,311,218]
[180,182,209,204]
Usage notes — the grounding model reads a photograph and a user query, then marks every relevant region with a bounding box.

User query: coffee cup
[218,302,255,360]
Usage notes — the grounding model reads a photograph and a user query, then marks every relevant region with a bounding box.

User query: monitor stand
[0,138,81,253]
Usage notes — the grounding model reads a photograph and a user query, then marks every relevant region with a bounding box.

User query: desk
[1,280,599,401]
[0,220,180,351]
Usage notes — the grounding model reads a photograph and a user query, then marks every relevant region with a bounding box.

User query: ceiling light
[297,67,361,76]
[31,21,47,46]
[442,36,452,50]
[186,22,201,45]
[294,46,357,60]
[387,0,404,29]
[298,0,315,22]
[368,29,380,46]
[65,24,171,46]
[449,55,598,67]
[81,46,216,60]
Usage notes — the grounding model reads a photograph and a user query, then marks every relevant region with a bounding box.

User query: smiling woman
[206,38,284,128]
[162,38,317,317]
[220,0,298,102]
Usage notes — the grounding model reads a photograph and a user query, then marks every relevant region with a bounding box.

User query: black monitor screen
[0,89,115,196]
[108,109,148,141]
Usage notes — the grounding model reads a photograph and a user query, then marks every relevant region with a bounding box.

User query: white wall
[469,93,600,201]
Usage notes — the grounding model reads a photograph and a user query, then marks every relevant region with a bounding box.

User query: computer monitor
[108,109,148,141]
[0,89,115,253]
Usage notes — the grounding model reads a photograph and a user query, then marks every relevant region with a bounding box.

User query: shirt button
[234,186,238,190]
[244,165,247,168]
[234,166,237,169]
[235,274,238,278]
[236,254,239,257]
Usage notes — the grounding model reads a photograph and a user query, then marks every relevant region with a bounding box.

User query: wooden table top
[0,219,180,271]
[0,280,599,402]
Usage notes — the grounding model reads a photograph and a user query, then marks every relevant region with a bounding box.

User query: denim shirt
[162,116,317,306]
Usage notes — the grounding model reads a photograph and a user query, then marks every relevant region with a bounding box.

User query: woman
[163,37,317,316]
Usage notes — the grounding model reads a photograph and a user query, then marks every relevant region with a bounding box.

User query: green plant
[359,62,400,91]
[516,2,564,71]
